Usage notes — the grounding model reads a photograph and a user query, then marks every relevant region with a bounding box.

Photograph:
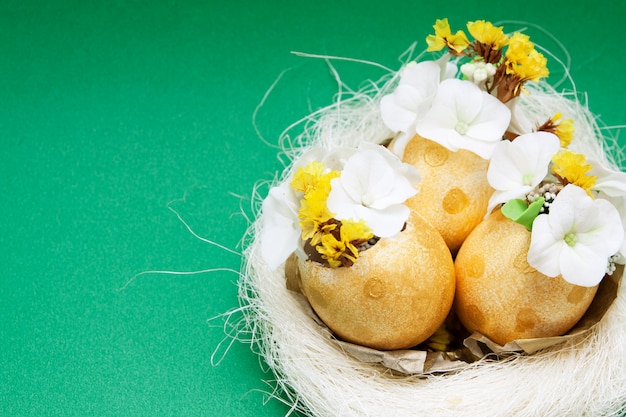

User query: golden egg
[454,210,598,346]
[298,212,456,350]
[401,134,493,254]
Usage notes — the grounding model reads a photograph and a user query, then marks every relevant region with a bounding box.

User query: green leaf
[501,197,545,231]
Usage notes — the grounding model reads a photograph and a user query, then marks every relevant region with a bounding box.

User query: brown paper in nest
[285,255,623,375]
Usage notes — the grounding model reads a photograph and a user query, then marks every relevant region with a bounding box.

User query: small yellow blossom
[340,219,373,243]
[537,113,575,148]
[316,233,349,268]
[505,32,549,84]
[290,161,327,195]
[298,196,336,246]
[505,33,533,60]
[297,170,339,245]
[467,20,509,49]
[340,219,373,256]
[426,18,469,54]
[551,150,597,195]
[554,115,574,148]
[315,219,372,268]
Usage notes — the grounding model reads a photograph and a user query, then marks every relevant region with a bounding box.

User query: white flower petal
[414,102,461,152]
[399,60,441,94]
[338,149,395,203]
[598,193,626,262]
[326,177,357,220]
[369,173,418,209]
[589,158,626,197]
[415,78,511,159]
[326,145,419,237]
[380,91,420,133]
[486,132,560,212]
[517,132,560,184]
[442,62,458,80]
[354,204,410,238]
[559,244,607,287]
[577,197,624,255]
[506,98,534,135]
[528,214,563,277]
[380,60,441,133]
[441,79,483,122]
[358,143,421,200]
[260,183,301,270]
[544,185,581,237]
[528,184,625,286]
[387,131,415,159]
[486,187,533,215]
[487,142,526,191]
[450,134,497,160]
[464,92,511,138]
[293,146,356,173]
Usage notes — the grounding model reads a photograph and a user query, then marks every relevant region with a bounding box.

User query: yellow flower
[299,189,335,245]
[297,170,339,245]
[536,113,575,147]
[316,233,347,268]
[505,32,549,84]
[426,18,469,54]
[554,115,574,148]
[340,219,373,256]
[314,219,373,268]
[290,161,327,195]
[505,32,533,60]
[467,20,509,49]
[340,219,373,242]
[299,194,336,245]
[551,150,597,196]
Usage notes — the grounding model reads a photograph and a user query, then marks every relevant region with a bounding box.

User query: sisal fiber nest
[231,47,626,417]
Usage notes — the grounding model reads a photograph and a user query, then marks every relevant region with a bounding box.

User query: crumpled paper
[285,255,622,375]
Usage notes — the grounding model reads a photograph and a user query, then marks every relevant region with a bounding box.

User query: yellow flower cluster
[317,220,373,268]
[426,18,549,102]
[540,113,574,148]
[426,18,469,54]
[553,115,574,148]
[466,20,509,50]
[291,162,373,267]
[505,33,549,94]
[551,150,597,195]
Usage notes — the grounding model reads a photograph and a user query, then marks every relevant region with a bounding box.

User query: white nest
[233,54,626,416]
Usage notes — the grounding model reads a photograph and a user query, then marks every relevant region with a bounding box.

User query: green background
[2,1,624,416]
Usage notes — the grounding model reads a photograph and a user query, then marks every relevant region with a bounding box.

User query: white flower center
[361,193,374,207]
[564,232,577,247]
[522,173,534,186]
[455,120,469,135]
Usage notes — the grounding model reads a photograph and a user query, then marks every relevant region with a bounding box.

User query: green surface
[1,1,625,416]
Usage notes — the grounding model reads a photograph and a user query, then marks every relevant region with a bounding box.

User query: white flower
[381,56,457,159]
[527,184,624,287]
[326,145,420,238]
[585,160,626,264]
[415,78,511,159]
[598,193,626,264]
[486,132,560,214]
[260,182,302,270]
[292,146,357,174]
[380,60,442,133]
[358,142,422,184]
[588,157,626,197]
